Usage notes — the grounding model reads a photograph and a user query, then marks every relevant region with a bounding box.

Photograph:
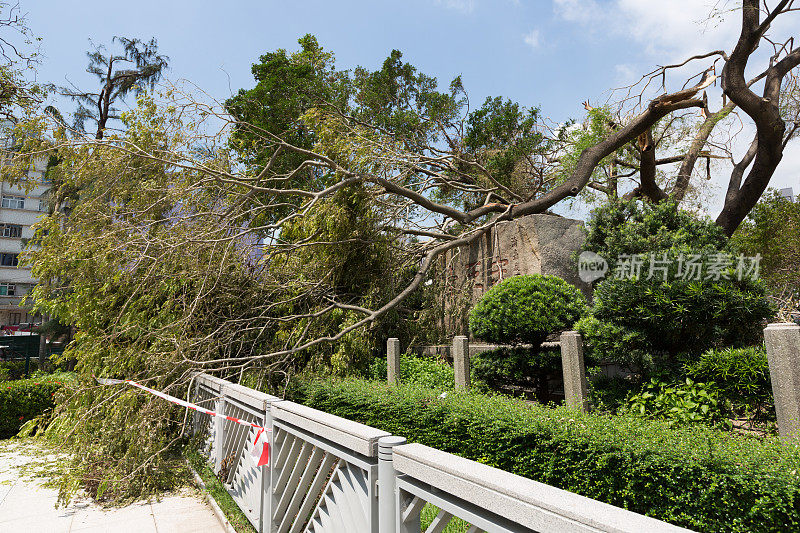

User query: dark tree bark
[716,0,800,235]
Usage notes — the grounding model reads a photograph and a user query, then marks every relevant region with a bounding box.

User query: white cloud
[434,0,520,14]
[523,29,541,49]
[435,0,476,13]
[554,0,740,61]
[553,0,604,25]
[614,63,637,83]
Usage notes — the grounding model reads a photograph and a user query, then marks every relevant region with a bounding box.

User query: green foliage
[472,346,559,382]
[468,274,586,346]
[471,347,561,400]
[621,378,728,428]
[185,445,257,533]
[731,189,800,316]
[577,274,774,369]
[0,360,36,380]
[579,200,774,370]
[45,374,189,503]
[295,378,800,532]
[588,375,638,412]
[583,199,729,272]
[65,36,169,137]
[368,354,455,390]
[0,378,61,438]
[554,106,618,203]
[685,346,773,418]
[459,96,547,207]
[421,504,471,532]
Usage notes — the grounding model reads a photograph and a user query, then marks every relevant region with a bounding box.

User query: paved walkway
[0,439,227,533]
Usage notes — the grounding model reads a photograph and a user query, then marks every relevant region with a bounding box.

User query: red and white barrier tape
[94,376,270,467]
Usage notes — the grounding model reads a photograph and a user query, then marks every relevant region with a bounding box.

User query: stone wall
[439,213,590,337]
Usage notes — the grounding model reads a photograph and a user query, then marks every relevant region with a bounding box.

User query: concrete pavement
[0,439,227,533]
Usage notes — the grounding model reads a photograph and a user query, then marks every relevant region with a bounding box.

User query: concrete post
[387,338,401,385]
[764,323,800,441]
[453,336,470,390]
[192,380,201,436]
[214,396,225,472]
[378,436,407,533]
[261,400,278,533]
[560,331,588,413]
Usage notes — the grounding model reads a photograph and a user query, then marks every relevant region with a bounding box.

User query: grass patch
[185,445,257,533]
[421,503,472,532]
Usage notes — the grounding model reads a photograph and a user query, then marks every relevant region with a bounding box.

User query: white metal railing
[191,373,694,533]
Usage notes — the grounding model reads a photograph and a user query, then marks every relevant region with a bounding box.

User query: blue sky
[20,0,800,217]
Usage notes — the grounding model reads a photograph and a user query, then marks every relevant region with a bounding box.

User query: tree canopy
[2,3,799,502]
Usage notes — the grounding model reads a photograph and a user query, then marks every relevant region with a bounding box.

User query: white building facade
[0,156,48,327]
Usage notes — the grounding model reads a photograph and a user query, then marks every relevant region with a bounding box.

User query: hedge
[0,360,39,381]
[0,378,62,438]
[294,378,800,533]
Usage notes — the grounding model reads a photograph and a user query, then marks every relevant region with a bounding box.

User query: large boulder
[439,213,589,336]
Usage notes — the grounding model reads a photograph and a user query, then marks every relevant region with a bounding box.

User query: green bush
[471,347,561,400]
[468,274,586,346]
[582,199,728,272]
[621,378,728,428]
[588,374,638,412]
[0,360,38,381]
[0,377,62,438]
[577,273,774,370]
[579,200,775,371]
[368,354,456,390]
[472,347,560,383]
[294,378,800,532]
[685,346,773,418]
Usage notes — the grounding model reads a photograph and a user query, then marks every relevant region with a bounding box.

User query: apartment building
[779,187,797,202]
[0,155,47,328]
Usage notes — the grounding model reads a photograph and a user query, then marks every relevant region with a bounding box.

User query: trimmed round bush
[468,274,586,346]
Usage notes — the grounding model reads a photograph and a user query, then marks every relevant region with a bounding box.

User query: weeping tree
[4,2,800,502]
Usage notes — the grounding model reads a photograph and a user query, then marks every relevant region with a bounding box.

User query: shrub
[731,190,800,317]
[579,199,774,372]
[0,378,62,438]
[685,346,773,418]
[471,347,561,400]
[0,360,39,381]
[577,274,774,370]
[582,199,728,272]
[368,354,456,390]
[294,378,800,532]
[620,378,728,428]
[468,274,586,347]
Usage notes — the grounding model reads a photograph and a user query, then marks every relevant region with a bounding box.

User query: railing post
[560,331,588,413]
[260,399,278,533]
[378,436,406,533]
[453,335,470,390]
[192,379,201,436]
[387,338,401,385]
[764,323,800,441]
[214,395,225,472]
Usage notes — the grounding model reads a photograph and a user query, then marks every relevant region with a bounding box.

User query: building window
[1,195,25,209]
[0,224,22,238]
[38,199,46,212]
[0,253,18,266]
[0,284,15,296]
[9,312,20,325]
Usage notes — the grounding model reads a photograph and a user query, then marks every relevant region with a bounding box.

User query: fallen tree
[1,1,798,501]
